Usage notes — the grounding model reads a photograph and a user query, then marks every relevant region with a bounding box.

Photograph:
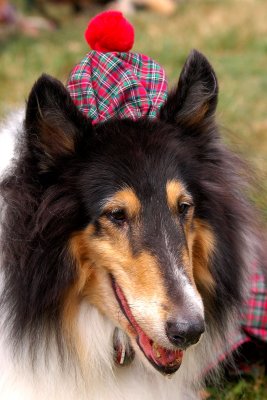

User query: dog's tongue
[137,330,183,368]
[113,279,183,371]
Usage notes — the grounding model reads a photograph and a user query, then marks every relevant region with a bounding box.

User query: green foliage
[208,375,267,399]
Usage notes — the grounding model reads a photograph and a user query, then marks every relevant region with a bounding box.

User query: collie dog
[0,51,263,399]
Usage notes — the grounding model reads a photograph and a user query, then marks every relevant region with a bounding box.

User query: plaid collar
[237,262,267,343]
[217,262,267,366]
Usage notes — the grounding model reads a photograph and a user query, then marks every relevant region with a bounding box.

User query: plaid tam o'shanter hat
[67,10,168,125]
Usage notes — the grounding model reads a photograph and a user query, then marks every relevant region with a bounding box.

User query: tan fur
[65,186,214,353]
[186,103,209,126]
[66,188,169,348]
[166,179,193,212]
[40,119,75,158]
[69,226,168,317]
[104,187,141,217]
[166,179,195,279]
[62,227,95,363]
[192,219,215,292]
[166,180,185,211]
[166,179,214,297]
[176,102,210,127]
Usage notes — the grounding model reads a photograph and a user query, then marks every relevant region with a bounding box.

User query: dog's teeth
[152,343,161,358]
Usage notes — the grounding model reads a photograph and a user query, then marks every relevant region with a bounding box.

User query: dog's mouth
[111,276,183,375]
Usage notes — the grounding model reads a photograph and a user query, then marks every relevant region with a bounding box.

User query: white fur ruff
[0,300,224,400]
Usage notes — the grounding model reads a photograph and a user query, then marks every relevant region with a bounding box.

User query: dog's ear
[25,74,90,170]
[160,50,218,128]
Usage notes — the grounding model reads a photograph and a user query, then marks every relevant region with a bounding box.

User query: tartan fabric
[67,51,168,125]
[239,263,267,342]
[211,263,267,370]
[224,262,267,361]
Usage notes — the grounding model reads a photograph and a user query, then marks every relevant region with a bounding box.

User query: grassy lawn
[1,0,267,398]
[209,379,267,400]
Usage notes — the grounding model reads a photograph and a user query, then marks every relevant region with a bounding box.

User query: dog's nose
[165,317,205,348]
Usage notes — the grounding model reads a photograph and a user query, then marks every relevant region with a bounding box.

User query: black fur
[0,50,261,353]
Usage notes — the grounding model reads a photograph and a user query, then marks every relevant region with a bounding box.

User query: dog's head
[19,50,236,374]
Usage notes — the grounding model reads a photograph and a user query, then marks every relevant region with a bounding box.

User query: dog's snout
[165,317,205,348]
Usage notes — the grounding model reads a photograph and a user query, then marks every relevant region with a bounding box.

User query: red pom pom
[85,11,134,53]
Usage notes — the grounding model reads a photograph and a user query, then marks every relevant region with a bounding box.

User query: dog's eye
[178,202,191,216]
[106,209,127,225]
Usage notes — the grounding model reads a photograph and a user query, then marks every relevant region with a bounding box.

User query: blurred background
[0,0,267,398]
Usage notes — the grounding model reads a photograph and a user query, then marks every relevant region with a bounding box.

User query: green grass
[209,375,267,400]
[1,0,267,398]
